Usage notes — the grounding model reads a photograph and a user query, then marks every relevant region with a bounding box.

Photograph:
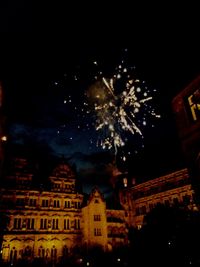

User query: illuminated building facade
[82,187,128,251]
[0,157,197,264]
[0,158,128,264]
[119,168,196,229]
[172,76,200,200]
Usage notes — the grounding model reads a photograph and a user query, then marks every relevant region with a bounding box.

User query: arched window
[10,248,17,262]
[38,246,45,258]
[24,246,32,257]
[62,245,68,257]
[51,246,57,260]
[46,248,50,259]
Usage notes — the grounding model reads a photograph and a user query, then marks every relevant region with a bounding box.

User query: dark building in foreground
[172,75,200,200]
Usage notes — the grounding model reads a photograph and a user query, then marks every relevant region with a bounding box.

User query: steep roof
[51,163,75,179]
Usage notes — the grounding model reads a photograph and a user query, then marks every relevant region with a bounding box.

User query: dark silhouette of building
[172,75,200,202]
[0,82,7,179]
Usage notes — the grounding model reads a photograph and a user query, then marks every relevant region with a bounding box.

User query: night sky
[0,2,200,193]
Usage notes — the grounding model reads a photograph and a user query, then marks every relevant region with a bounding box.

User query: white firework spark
[87,61,160,159]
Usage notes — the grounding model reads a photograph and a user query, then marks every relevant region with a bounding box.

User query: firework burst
[86,61,160,160]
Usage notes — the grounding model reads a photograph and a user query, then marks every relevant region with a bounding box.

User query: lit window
[74,219,80,229]
[52,219,59,229]
[64,219,70,230]
[187,89,200,121]
[42,199,49,207]
[40,218,47,229]
[94,215,101,221]
[54,200,60,208]
[123,178,128,187]
[65,200,71,208]
[13,218,21,229]
[94,228,102,236]
[27,218,35,229]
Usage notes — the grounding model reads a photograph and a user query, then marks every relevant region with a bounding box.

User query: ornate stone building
[0,158,128,264]
[82,187,128,252]
[119,168,196,229]
[0,157,197,264]
[172,75,200,202]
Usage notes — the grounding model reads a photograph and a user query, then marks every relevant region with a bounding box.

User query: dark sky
[0,2,200,191]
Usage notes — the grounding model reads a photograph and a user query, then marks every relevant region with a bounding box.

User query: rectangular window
[14,218,21,229]
[94,228,102,236]
[94,215,101,221]
[52,219,59,229]
[64,219,70,230]
[40,218,47,229]
[40,219,43,229]
[54,200,60,208]
[27,218,31,229]
[65,201,71,208]
[74,219,80,229]
[187,89,200,122]
[42,199,49,207]
[31,218,35,229]
[27,218,35,229]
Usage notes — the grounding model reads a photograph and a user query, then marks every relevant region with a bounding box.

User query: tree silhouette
[134,205,200,266]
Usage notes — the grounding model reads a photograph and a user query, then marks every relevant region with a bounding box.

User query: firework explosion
[86,62,160,161]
